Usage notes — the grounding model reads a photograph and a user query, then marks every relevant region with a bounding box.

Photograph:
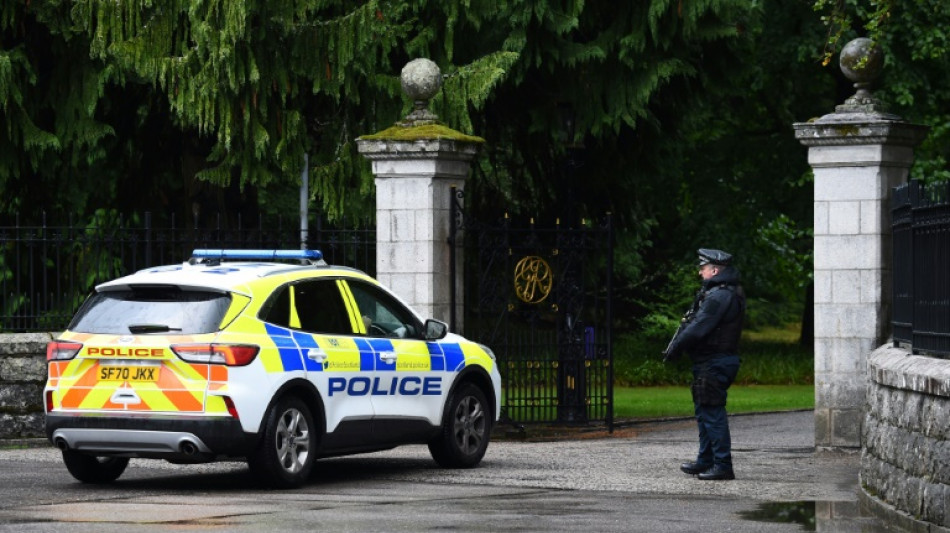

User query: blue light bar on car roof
[191,249,324,261]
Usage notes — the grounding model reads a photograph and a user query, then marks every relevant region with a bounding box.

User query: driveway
[0,411,893,532]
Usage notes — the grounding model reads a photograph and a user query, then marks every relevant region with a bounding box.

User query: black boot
[697,464,735,480]
[680,461,712,475]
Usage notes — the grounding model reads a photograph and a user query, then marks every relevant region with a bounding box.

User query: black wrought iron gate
[449,188,614,429]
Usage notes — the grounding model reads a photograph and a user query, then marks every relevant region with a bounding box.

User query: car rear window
[68,286,232,335]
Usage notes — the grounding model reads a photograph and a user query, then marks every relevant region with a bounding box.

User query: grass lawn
[613,384,814,419]
[502,322,815,422]
[614,323,814,388]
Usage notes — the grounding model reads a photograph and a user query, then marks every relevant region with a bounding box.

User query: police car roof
[95,250,370,295]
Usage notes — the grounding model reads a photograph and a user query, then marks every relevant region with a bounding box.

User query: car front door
[343,280,446,440]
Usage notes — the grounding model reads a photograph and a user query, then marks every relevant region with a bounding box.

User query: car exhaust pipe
[55,438,69,452]
[179,440,199,456]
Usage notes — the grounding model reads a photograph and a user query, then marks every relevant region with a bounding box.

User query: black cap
[698,248,732,266]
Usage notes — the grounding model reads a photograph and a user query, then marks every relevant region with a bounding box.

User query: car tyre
[428,382,491,468]
[61,450,129,484]
[248,396,316,489]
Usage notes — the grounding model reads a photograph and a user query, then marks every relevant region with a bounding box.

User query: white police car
[45,249,501,488]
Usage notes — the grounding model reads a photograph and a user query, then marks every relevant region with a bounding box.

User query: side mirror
[424,319,448,340]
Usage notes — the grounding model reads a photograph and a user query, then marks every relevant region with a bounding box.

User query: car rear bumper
[46,413,258,459]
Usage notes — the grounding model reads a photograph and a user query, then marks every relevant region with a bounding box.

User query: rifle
[662,293,701,362]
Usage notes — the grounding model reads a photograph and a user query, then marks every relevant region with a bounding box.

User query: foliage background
[2,0,949,338]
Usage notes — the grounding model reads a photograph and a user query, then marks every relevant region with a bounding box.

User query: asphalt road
[0,411,897,532]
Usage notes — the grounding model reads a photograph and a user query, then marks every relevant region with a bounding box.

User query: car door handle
[307,349,327,364]
[379,351,397,363]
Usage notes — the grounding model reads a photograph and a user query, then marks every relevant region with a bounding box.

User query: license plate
[98,365,159,382]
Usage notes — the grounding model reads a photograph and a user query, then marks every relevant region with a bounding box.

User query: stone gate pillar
[793,39,928,448]
[356,59,483,326]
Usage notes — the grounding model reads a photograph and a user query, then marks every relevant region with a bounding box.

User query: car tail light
[45,390,54,413]
[171,344,260,366]
[223,396,239,419]
[47,341,83,361]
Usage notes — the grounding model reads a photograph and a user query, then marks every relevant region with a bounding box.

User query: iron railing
[450,187,614,429]
[0,212,375,332]
[891,179,950,358]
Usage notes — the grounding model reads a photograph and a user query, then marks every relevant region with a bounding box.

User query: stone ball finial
[401,58,442,101]
[839,37,883,87]
[836,37,886,113]
[399,59,442,126]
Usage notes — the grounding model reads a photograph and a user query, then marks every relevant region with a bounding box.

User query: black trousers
[691,354,740,467]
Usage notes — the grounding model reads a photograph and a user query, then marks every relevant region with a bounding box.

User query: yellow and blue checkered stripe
[261,326,477,373]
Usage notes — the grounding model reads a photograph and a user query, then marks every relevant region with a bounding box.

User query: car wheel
[61,450,129,484]
[248,396,316,488]
[428,382,492,468]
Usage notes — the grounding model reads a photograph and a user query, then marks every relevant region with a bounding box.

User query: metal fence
[450,187,614,428]
[0,212,375,332]
[891,179,950,358]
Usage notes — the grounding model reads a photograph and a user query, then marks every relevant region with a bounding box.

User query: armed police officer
[663,248,745,481]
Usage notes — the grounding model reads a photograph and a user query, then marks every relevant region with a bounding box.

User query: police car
[45,249,501,488]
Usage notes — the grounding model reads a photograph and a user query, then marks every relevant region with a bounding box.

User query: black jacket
[666,266,745,363]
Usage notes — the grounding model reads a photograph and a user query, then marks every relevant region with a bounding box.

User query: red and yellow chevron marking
[47,361,68,387]
[53,359,208,412]
[49,334,218,413]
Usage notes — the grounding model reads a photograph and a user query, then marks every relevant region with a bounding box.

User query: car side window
[293,280,353,334]
[348,281,421,339]
[260,286,291,326]
[260,280,353,335]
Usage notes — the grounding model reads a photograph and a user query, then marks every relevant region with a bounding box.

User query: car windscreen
[68,286,231,335]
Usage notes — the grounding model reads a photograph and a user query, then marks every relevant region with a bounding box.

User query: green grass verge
[614,323,814,387]
[500,323,814,422]
[613,384,815,419]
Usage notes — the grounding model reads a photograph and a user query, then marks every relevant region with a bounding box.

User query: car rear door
[262,279,377,443]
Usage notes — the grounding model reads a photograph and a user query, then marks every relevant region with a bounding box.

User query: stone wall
[863,344,950,530]
[0,333,51,439]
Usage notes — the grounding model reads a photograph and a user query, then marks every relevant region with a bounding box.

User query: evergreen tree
[0,2,115,216]
[4,0,755,225]
[6,0,949,326]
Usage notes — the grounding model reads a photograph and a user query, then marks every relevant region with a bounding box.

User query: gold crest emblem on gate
[513,256,553,304]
